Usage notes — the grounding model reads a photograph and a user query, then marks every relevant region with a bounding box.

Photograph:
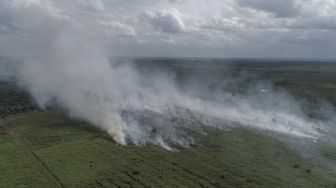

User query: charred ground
[1,59,336,187]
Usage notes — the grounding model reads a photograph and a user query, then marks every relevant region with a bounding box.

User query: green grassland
[233,60,336,106]
[1,112,335,188]
[1,59,336,187]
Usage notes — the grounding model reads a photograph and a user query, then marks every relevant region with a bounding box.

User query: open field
[1,111,335,188]
[233,60,336,106]
[1,59,336,187]
[1,0,336,187]
[133,58,336,106]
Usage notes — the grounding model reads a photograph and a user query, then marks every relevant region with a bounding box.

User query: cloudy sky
[1,0,336,58]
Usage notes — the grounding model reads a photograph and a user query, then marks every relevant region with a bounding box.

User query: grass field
[0,112,335,188]
[1,59,336,187]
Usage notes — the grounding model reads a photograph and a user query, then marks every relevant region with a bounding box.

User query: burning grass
[0,111,335,187]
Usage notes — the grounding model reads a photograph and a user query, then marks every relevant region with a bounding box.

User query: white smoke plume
[0,0,333,149]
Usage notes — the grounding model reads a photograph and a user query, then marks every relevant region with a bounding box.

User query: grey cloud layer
[0,0,336,58]
[236,0,300,18]
[143,8,186,33]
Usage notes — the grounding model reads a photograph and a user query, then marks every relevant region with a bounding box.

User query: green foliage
[1,60,336,187]
[0,112,335,187]
[0,81,37,118]
[233,61,336,106]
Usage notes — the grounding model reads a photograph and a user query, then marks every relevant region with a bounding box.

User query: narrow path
[31,152,66,188]
[5,119,65,188]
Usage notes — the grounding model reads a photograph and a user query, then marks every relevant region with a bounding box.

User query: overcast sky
[1,0,336,58]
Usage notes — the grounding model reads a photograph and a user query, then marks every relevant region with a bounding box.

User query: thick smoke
[0,1,333,150]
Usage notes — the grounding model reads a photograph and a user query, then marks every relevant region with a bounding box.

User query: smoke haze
[0,1,334,150]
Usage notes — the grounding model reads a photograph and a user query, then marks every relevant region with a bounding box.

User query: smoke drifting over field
[0,1,334,149]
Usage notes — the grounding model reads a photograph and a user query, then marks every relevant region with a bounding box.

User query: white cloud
[0,0,336,58]
[97,20,136,37]
[78,0,105,11]
[144,8,186,33]
[235,0,300,18]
